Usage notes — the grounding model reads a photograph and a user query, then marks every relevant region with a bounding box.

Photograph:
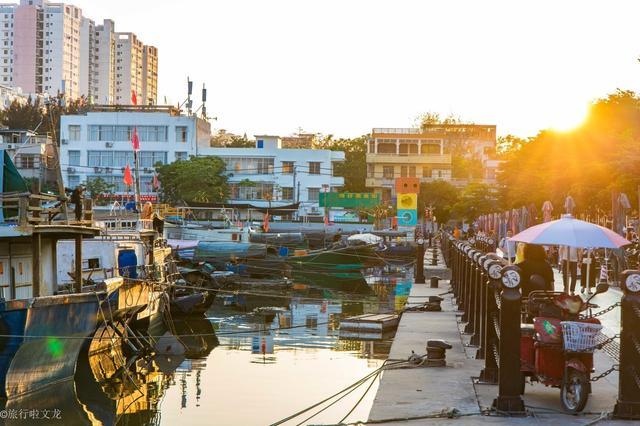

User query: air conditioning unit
[6,144,13,149]
[143,167,151,173]
[309,206,319,213]
[105,167,112,173]
[94,167,102,173]
[105,142,113,148]
[67,167,76,173]
[61,139,68,145]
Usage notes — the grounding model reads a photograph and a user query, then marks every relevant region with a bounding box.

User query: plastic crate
[560,321,602,352]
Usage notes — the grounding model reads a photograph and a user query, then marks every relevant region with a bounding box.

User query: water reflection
[0,266,412,425]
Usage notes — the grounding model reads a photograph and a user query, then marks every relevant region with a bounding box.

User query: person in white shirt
[559,245,582,294]
[498,231,517,263]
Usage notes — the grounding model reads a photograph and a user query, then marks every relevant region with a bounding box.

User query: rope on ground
[269,359,408,426]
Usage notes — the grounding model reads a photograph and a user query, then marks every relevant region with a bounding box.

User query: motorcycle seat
[521,323,535,335]
[427,339,452,349]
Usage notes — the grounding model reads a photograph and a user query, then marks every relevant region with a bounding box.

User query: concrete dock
[367,247,628,425]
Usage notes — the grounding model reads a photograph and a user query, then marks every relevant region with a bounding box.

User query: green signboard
[319,192,380,209]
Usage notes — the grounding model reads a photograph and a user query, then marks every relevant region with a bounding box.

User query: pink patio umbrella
[510,214,630,249]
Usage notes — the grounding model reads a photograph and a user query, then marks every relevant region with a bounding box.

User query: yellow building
[365,125,496,201]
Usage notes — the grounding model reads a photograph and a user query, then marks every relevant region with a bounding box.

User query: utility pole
[293,165,297,203]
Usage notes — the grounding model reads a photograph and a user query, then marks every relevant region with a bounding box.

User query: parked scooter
[520,282,608,413]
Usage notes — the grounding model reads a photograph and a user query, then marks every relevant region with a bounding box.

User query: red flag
[131,127,140,151]
[263,212,270,232]
[123,164,133,186]
[131,90,137,105]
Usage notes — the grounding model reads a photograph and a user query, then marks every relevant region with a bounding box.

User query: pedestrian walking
[498,230,517,263]
[559,245,582,294]
[580,249,596,294]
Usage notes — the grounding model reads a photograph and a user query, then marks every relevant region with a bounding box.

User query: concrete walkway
[367,248,629,425]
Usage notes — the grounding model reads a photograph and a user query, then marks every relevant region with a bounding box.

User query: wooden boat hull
[286,244,379,271]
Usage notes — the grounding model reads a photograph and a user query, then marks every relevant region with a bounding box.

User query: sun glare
[548,104,589,132]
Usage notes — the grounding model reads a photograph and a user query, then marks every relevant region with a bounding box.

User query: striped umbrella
[510,214,630,249]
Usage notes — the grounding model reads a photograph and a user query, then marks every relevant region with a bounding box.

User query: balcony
[366,152,451,164]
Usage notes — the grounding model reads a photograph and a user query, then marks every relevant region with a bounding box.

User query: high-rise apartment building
[142,45,157,105]
[93,18,115,104]
[0,1,158,104]
[114,32,143,105]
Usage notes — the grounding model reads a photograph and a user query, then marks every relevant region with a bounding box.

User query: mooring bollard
[613,270,640,419]
[415,237,426,284]
[430,276,440,288]
[492,265,525,413]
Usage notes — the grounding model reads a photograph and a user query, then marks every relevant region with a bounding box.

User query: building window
[331,161,340,177]
[175,151,188,161]
[68,175,80,188]
[68,125,80,141]
[281,187,294,200]
[228,182,273,201]
[383,166,394,179]
[281,161,294,174]
[409,166,416,177]
[139,151,167,168]
[88,125,167,142]
[17,154,36,169]
[422,166,431,178]
[308,162,321,175]
[307,188,320,202]
[367,164,374,178]
[400,166,407,177]
[222,157,274,175]
[176,126,187,142]
[68,150,80,166]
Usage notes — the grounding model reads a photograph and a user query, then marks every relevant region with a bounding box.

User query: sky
[72,0,640,139]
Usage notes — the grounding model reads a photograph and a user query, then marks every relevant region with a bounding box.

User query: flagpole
[134,149,142,212]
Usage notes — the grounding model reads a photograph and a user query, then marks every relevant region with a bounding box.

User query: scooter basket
[560,321,602,352]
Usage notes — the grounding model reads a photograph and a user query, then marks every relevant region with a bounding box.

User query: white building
[199,136,345,217]
[0,129,55,183]
[59,106,211,200]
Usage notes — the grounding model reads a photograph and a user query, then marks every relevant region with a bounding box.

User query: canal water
[0,265,413,425]
[157,266,413,426]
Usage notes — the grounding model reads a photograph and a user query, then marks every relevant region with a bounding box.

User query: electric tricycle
[519,283,608,413]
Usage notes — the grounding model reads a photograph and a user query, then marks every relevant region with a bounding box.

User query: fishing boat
[285,243,379,271]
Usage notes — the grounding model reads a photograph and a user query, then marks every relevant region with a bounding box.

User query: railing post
[471,253,486,347]
[465,250,480,335]
[492,265,525,413]
[613,270,640,419]
[461,246,473,323]
[480,260,502,383]
[415,239,425,284]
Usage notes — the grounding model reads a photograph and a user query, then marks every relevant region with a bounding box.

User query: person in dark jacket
[70,185,84,221]
[516,243,555,298]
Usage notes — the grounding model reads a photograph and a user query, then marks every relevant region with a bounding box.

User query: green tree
[452,183,496,221]
[84,177,115,206]
[314,135,368,192]
[497,89,640,214]
[156,156,228,204]
[0,95,87,143]
[417,180,459,224]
